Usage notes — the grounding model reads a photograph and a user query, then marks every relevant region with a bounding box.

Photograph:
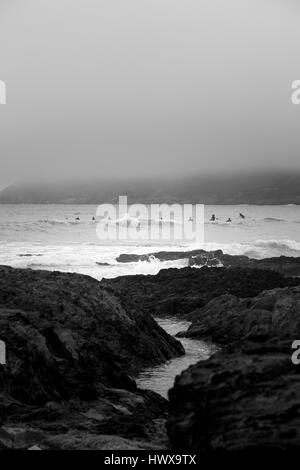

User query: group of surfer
[64,213,246,224]
[210,213,245,223]
[65,216,96,222]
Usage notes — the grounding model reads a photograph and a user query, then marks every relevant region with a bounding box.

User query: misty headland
[0,172,300,205]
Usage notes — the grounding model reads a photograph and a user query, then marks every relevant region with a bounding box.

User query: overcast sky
[0,0,299,187]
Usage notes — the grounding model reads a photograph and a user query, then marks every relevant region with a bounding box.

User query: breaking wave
[0,238,300,280]
[263,217,285,222]
[196,239,300,259]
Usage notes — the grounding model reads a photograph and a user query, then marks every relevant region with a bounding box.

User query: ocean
[0,204,300,280]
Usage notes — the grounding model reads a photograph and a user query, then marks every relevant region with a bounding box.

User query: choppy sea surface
[0,204,299,279]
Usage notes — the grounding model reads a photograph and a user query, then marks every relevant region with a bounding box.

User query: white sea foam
[0,204,299,279]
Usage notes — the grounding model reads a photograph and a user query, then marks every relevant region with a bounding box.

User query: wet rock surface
[168,286,300,451]
[189,251,300,277]
[116,250,207,263]
[103,266,300,318]
[177,286,300,344]
[168,338,300,451]
[0,266,183,449]
[1,264,300,451]
[117,249,300,277]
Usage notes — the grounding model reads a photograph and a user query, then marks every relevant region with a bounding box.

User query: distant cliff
[0,173,299,204]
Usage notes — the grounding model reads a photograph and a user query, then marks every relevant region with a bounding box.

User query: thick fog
[0,0,299,187]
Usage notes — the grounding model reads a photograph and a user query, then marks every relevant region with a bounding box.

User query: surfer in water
[239,213,245,219]
[210,214,216,222]
[226,217,232,223]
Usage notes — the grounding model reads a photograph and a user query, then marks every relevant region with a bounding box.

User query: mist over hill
[0,173,299,205]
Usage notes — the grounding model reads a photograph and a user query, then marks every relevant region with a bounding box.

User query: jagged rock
[168,339,300,451]
[168,286,300,451]
[250,256,300,277]
[0,266,183,449]
[116,250,209,263]
[189,252,300,277]
[177,286,300,345]
[0,385,169,450]
[116,249,300,277]
[103,267,300,318]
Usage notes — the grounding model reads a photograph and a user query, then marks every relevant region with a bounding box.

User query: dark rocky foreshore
[177,285,300,344]
[168,337,300,451]
[116,249,300,277]
[168,286,300,451]
[1,262,300,451]
[103,261,300,450]
[0,266,183,450]
[103,266,300,318]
